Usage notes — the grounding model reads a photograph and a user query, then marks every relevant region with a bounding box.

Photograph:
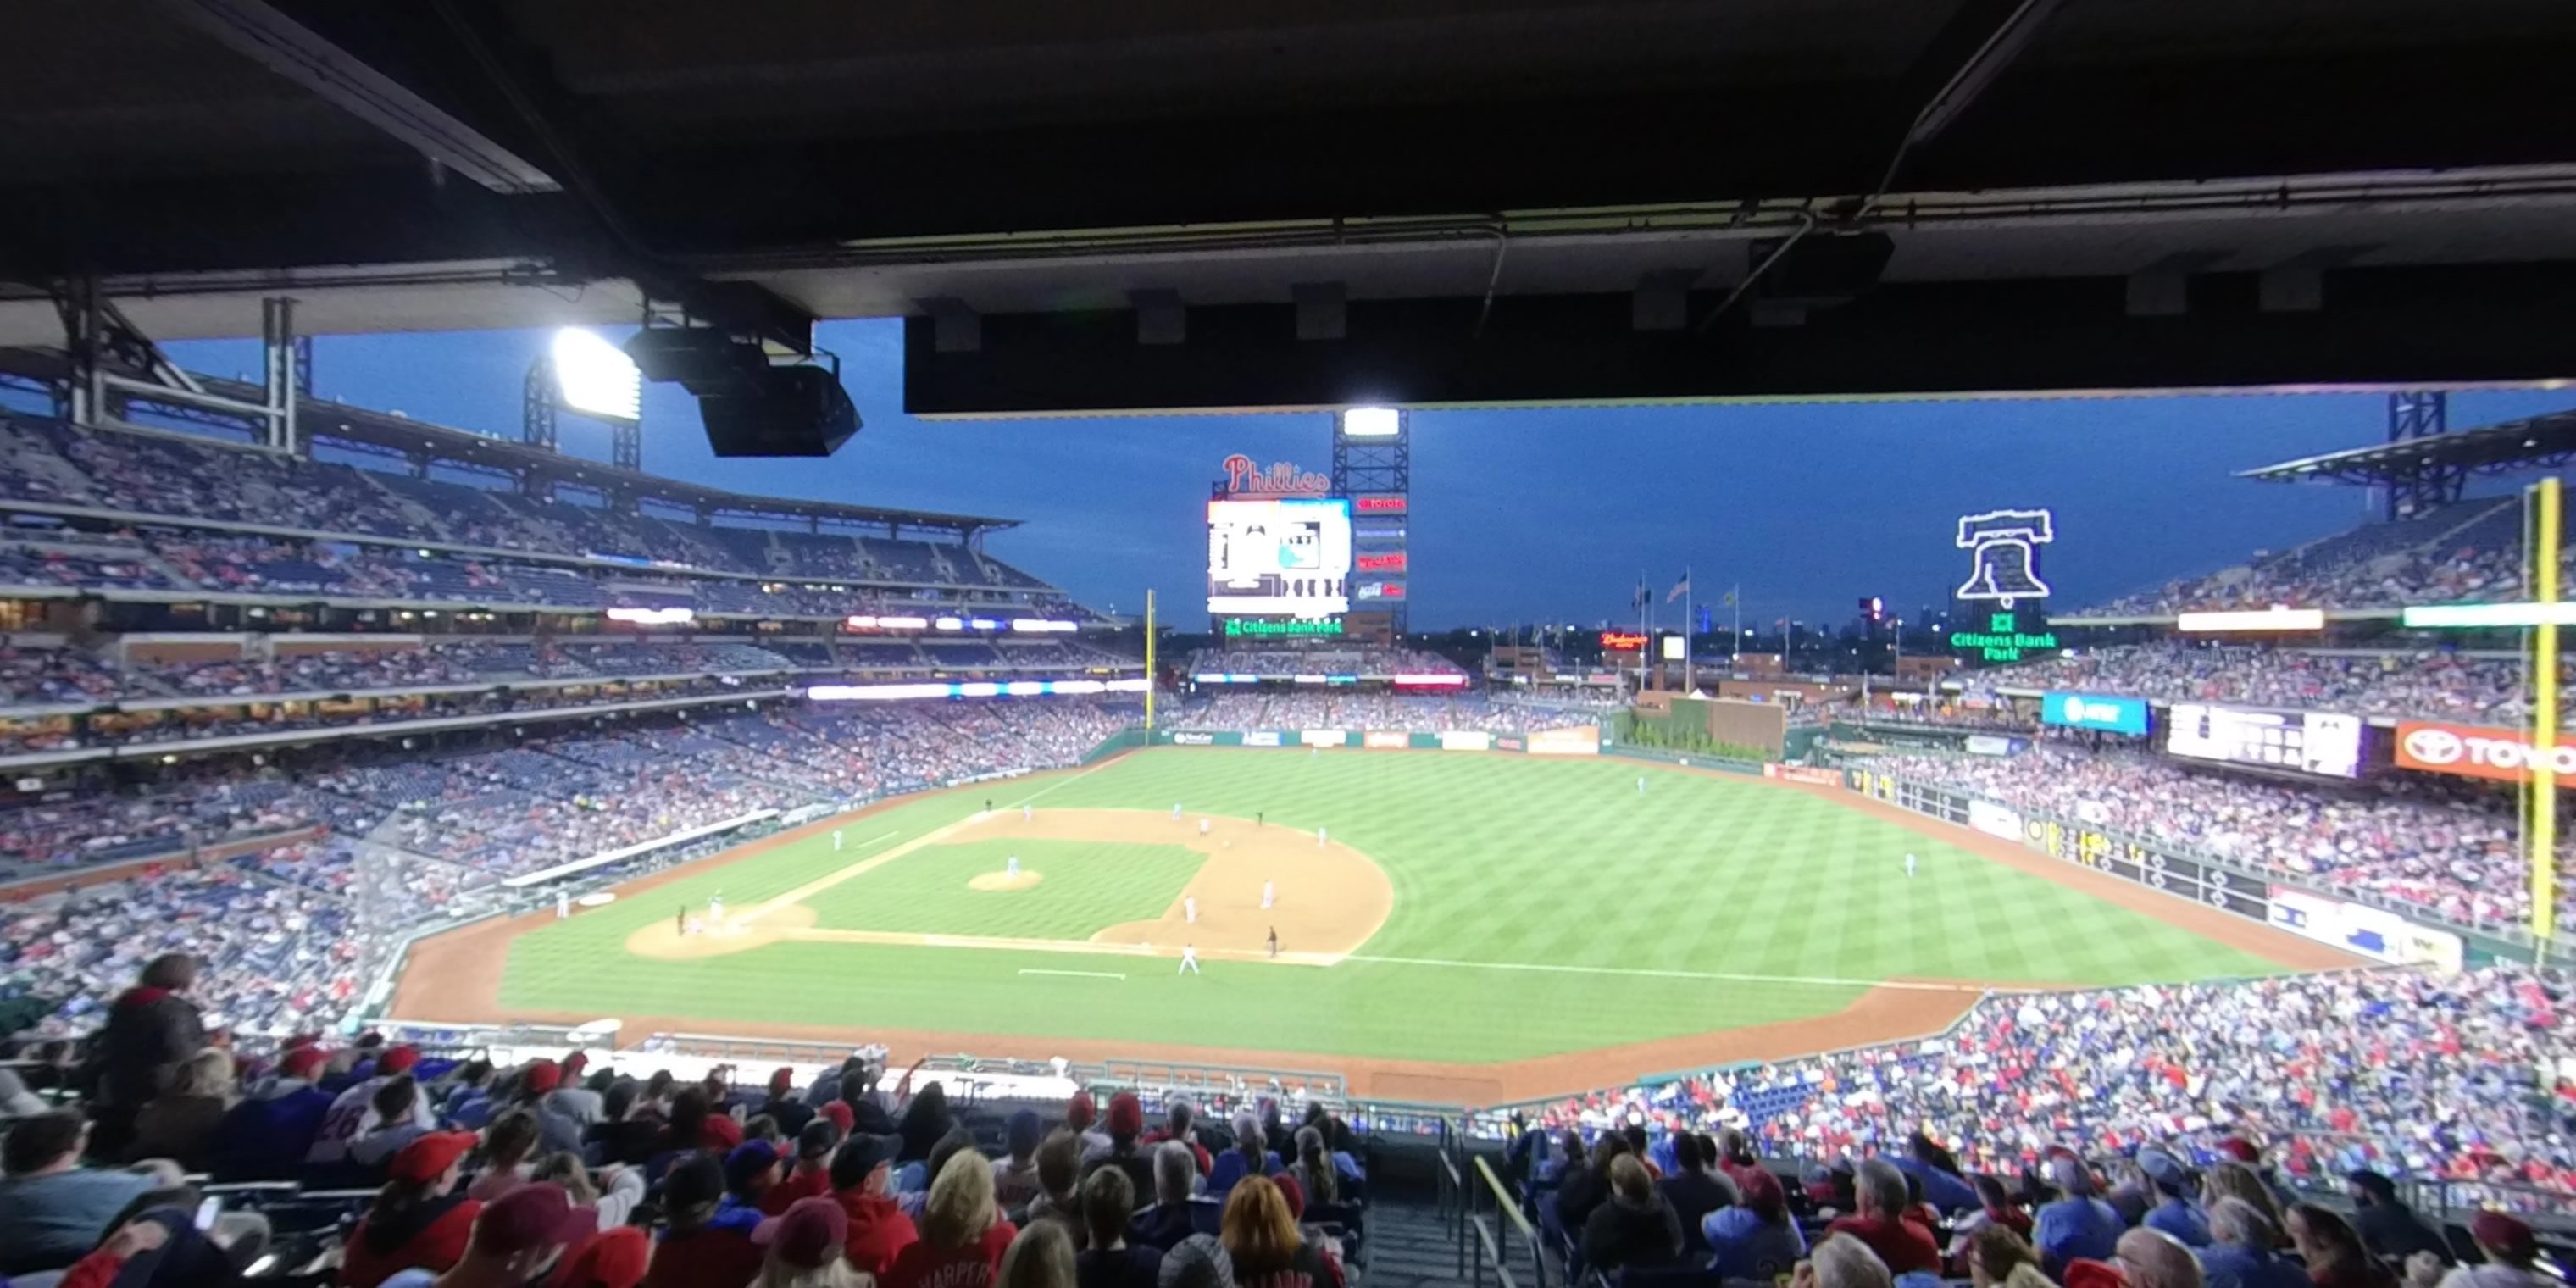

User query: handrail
[1475,1157,1537,1241]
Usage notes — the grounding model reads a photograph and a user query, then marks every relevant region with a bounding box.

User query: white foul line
[1019,968,1126,980]
[1333,952,1996,992]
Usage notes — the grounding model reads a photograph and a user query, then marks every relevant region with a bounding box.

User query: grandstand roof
[2238,408,2576,486]
[0,347,1018,536]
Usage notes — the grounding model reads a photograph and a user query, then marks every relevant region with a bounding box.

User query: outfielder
[1316,825,1327,848]
[1172,802,1183,821]
[1261,880,1275,910]
[557,890,570,920]
[1179,942,1201,974]
[834,829,844,852]
[1022,802,1032,821]
[1905,852,1918,879]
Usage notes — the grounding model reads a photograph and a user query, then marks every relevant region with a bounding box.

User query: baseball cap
[474,1183,597,1257]
[378,1045,420,1075]
[561,1051,589,1079]
[1007,1108,1044,1157]
[389,1131,478,1183]
[754,1196,849,1270]
[819,1102,855,1133]
[1067,1091,1096,1130]
[523,1058,564,1094]
[798,1118,843,1161]
[2215,1137,2259,1163]
[1108,1091,1145,1137]
[830,1133,904,1191]
[2135,1147,2187,1189]
[280,1046,328,1080]
[727,1140,785,1192]
[2471,1212,2536,1262]
[1739,1167,1787,1221]
[552,1226,650,1288]
[1274,1172,1307,1220]
[770,1066,797,1094]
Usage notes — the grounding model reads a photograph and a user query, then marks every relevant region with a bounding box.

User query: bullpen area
[390,747,2355,1102]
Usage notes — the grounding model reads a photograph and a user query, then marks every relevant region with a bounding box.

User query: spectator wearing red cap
[757,1196,869,1288]
[312,1046,434,1166]
[1707,1166,1807,1282]
[377,1181,599,1288]
[2430,1213,2544,1288]
[644,1154,766,1288]
[506,1059,586,1158]
[1066,1093,1109,1158]
[339,1131,481,1288]
[820,1102,856,1135]
[552,1226,651,1288]
[886,1152,1016,1288]
[828,1131,919,1277]
[211,1043,335,1180]
[1083,1093,1158,1198]
[760,1067,817,1140]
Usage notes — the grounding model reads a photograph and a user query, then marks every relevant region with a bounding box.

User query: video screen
[1207,497,1352,617]
[2168,703,2363,779]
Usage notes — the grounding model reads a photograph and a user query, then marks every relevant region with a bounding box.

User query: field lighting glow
[550,328,643,423]
[807,678,1147,702]
[2402,602,2576,628]
[1341,407,1402,436]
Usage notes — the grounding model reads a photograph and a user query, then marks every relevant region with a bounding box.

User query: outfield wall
[1842,768,2506,966]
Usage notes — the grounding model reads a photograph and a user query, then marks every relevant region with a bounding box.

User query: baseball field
[391,748,2356,1102]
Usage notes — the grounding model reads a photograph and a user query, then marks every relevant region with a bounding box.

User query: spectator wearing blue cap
[2136,1150,2211,1248]
[725,1140,787,1218]
[997,1110,1048,1211]
[2034,1152,2122,1274]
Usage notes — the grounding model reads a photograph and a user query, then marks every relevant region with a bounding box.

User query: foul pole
[1144,589,1157,732]
[2532,479,2560,952]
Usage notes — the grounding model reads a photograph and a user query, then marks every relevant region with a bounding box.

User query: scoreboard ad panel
[1207,497,1353,618]
[2167,702,2365,779]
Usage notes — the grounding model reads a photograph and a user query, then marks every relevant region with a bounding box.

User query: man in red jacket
[1823,1159,1939,1276]
[828,1133,919,1278]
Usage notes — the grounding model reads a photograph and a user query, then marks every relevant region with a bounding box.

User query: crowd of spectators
[1186,647,1468,679]
[1543,964,2573,1212]
[0,414,1062,595]
[1171,692,1575,734]
[1963,647,2539,728]
[1846,747,2568,930]
[2085,497,2542,616]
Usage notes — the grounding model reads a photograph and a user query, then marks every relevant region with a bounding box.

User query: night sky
[162,323,2576,630]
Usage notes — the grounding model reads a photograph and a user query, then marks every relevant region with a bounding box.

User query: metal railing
[1439,1118,1553,1288]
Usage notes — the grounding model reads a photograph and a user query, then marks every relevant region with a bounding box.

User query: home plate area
[625,808,1393,968]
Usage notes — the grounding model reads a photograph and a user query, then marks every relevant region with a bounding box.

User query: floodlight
[2403,602,2576,628]
[551,328,643,423]
[1340,407,1402,437]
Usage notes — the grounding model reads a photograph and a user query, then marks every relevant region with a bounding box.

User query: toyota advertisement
[2395,720,2576,786]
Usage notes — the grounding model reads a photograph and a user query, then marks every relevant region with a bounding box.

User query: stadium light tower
[526,327,645,470]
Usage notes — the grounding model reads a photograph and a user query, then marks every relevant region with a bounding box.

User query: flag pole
[1683,568,1694,695]
[1731,583,1741,663]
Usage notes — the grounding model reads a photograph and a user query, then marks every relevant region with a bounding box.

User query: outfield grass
[492,748,2290,1064]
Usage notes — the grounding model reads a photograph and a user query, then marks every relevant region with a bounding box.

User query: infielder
[1179,943,1201,974]
[1022,802,1032,821]
[834,829,844,852]
[1261,880,1275,910]
[1172,802,1183,821]
[1905,852,1918,879]
[1198,817,1211,836]
[1316,825,1328,848]
[1184,895,1198,924]
[710,892,724,923]
[1267,927,1280,959]
[1007,855,1022,880]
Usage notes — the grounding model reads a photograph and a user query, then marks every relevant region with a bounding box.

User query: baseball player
[1179,943,1201,974]
[1198,817,1211,836]
[1184,895,1198,924]
[1257,811,1264,827]
[1172,802,1183,821]
[1316,825,1328,849]
[834,829,843,852]
[1022,802,1032,821]
[1267,927,1280,959]
[557,890,570,920]
[1261,880,1275,910]
[675,906,686,936]
[1905,852,1918,879]
[710,892,724,924]
[1637,775,1646,794]
[1008,855,1022,880]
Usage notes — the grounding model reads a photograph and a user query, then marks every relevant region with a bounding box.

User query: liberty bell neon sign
[1955,508,2055,609]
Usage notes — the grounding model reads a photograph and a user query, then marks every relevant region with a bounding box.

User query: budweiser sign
[1220,454,1330,496]
[2394,720,2576,785]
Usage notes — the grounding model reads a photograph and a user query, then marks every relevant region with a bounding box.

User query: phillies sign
[1220,454,1330,497]
[2395,720,2576,785]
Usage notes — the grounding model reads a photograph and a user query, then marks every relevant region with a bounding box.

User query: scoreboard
[2166,703,2365,780]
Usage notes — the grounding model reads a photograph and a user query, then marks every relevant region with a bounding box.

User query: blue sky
[162,322,2576,630]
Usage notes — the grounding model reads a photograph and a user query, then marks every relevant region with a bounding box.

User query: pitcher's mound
[969,871,1044,892]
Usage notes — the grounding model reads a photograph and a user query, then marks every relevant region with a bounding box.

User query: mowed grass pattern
[493,749,2290,1064]
[801,838,1202,937]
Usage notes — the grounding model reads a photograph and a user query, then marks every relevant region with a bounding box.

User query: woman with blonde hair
[886,1149,1019,1288]
[1967,1225,2057,1288]
[999,1219,1080,1288]
[1219,1176,1342,1288]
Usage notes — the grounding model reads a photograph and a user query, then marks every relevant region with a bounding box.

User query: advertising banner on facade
[1241,730,1282,747]
[1363,730,1409,749]
[1300,730,1348,747]
[2040,691,2150,736]
[1763,764,1843,786]
[2394,720,2576,786]
[1963,735,2021,757]
[1440,730,1493,752]
[1496,736,1525,752]
[1526,725,1602,756]
[2268,887,2465,969]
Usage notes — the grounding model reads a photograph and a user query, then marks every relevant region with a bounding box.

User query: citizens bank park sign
[2394,720,2576,785]
[1219,454,1330,496]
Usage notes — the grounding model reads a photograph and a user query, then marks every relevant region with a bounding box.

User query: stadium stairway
[1363,1193,1551,1288]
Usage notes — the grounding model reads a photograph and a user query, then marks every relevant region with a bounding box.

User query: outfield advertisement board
[1364,730,1409,749]
[2268,888,2465,969]
[1441,730,1494,752]
[1496,736,1525,752]
[2393,719,2576,786]
[1968,799,2022,841]
[1525,725,1602,756]
[1963,735,2023,757]
[1765,764,1842,786]
[2168,703,2364,780]
[1241,730,1282,747]
[1301,730,1348,747]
